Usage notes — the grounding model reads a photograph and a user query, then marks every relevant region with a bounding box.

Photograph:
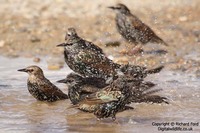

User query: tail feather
[151,36,168,46]
[139,95,169,104]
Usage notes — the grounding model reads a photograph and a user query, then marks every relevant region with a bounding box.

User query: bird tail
[151,36,168,46]
[138,95,169,104]
[146,65,164,74]
[133,88,169,104]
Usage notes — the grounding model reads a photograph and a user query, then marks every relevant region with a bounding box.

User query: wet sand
[0,0,200,132]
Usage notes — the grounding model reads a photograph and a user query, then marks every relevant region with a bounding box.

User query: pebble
[105,41,120,47]
[47,56,64,70]
[179,16,188,22]
[33,57,41,63]
[0,40,5,47]
[48,65,62,70]
[30,36,41,43]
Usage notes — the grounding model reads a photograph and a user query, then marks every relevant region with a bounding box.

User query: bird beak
[56,43,67,47]
[57,43,73,47]
[108,6,119,10]
[18,68,28,72]
[57,79,67,83]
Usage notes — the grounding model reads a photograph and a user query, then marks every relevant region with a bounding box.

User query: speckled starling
[108,3,168,46]
[57,73,107,108]
[71,76,168,120]
[57,28,120,81]
[18,65,68,102]
[57,28,164,81]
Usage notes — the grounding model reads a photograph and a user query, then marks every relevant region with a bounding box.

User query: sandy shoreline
[0,0,200,70]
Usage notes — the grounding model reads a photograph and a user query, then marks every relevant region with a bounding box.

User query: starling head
[56,28,81,47]
[18,65,44,77]
[65,27,81,44]
[57,73,83,86]
[108,3,130,14]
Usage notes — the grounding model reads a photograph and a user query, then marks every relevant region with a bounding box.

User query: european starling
[57,28,164,81]
[108,3,168,46]
[57,28,120,81]
[71,76,168,120]
[57,73,107,108]
[18,65,68,102]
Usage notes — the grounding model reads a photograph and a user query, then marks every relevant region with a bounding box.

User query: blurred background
[0,0,199,70]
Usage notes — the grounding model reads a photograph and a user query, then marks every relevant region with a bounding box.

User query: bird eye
[67,33,71,36]
[29,69,34,72]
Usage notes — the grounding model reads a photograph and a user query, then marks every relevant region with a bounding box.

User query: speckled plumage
[109,3,168,46]
[18,65,68,102]
[71,76,168,120]
[57,28,164,81]
[57,73,107,106]
[57,28,120,80]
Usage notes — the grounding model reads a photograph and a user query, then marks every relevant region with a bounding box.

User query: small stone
[48,65,62,70]
[105,41,120,47]
[179,16,187,22]
[33,57,41,63]
[30,36,41,43]
[0,40,5,47]
[47,56,64,70]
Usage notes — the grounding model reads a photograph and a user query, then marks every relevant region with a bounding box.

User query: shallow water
[0,56,199,133]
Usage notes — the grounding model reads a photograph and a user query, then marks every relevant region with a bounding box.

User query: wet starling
[57,73,107,108]
[71,76,168,120]
[18,65,68,102]
[108,3,168,46]
[57,28,120,81]
[57,28,164,81]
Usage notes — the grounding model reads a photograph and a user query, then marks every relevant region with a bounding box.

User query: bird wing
[85,86,122,103]
[80,85,100,94]
[126,14,156,40]
[85,40,104,54]
[39,78,67,98]
[126,14,168,45]
[74,49,117,77]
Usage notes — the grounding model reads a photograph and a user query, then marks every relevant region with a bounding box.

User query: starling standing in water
[57,73,107,107]
[69,76,168,120]
[18,65,68,102]
[57,28,164,81]
[108,3,168,46]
